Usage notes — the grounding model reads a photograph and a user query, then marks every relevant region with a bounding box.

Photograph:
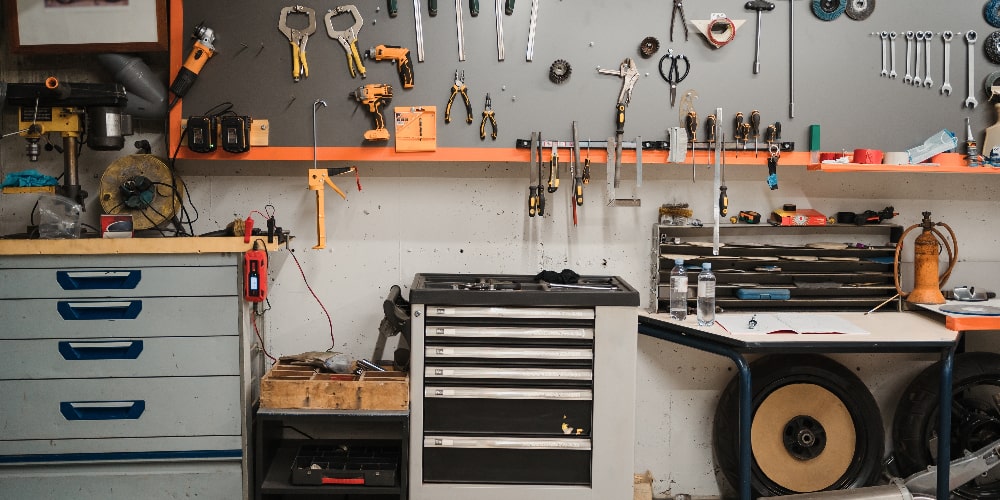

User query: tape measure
[811,0,845,21]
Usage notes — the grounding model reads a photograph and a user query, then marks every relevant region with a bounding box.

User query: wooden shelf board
[0,236,279,256]
[806,154,998,173]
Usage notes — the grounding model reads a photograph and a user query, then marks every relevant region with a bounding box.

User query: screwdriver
[719,137,728,217]
[429,0,438,16]
[528,131,537,217]
[388,0,398,17]
[686,111,697,181]
[705,114,717,162]
[583,141,592,185]
[548,143,560,193]
[470,0,479,16]
[537,133,546,216]
[506,0,515,14]
[734,112,744,155]
[750,110,761,156]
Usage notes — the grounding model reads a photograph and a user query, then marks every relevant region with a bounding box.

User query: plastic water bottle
[697,263,716,326]
[669,259,688,321]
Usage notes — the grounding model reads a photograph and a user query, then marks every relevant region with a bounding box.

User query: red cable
[251,307,277,364]
[289,248,335,348]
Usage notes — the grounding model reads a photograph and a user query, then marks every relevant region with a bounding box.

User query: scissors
[658,49,691,107]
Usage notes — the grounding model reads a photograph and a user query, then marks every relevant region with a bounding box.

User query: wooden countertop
[0,237,278,255]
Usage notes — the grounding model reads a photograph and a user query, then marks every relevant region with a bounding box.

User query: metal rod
[312,99,327,169]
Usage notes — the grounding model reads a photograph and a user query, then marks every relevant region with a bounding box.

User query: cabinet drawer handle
[60,400,146,420]
[58,340,143,360]
[56,270,141,290]
[57,301,142,320]
[321,477,365,485]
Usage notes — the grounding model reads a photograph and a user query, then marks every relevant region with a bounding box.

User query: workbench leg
[638,325,752,500]
[936,343,957,500]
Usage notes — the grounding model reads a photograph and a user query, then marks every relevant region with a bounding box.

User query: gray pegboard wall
[179,1,993,154]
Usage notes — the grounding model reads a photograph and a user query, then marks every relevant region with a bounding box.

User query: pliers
[480,93,497,140]
[445,70,473,124]
[325,4,366,79]
[278,5,317,82]
[671,0,688,42]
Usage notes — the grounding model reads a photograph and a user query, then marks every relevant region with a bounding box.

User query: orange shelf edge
[945,315,1000,331]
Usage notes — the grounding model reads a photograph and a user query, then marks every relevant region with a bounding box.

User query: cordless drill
[351,84,393,141]
[170,23,217,99]
[365,45,415,89]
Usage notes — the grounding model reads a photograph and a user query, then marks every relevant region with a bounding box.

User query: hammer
[745,0,775,74]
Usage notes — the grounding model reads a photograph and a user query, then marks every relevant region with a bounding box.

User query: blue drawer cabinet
[0,253,254,500]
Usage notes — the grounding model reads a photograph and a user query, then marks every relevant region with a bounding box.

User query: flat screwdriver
[686,111,697,181]
[705,114,717,164]
[750,110,761,156]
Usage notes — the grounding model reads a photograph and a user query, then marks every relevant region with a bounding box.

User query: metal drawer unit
[409,274,639,500]
[0,253,254,500]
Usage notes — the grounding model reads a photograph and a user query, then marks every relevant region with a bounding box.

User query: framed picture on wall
[5,0,168,54]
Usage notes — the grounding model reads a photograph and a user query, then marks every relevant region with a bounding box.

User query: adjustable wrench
[967,30,979,108]
[889,31,898,78]
[879,31,888,77]
[923,31,933,87]
[904,31,914,84]
[941,31,953,95]
[914,31,924,87]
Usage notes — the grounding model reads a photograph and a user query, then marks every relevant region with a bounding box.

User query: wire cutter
[658,49,690,107]
[445,70,473,124]
[325,4,366,79]
[480,93,497,140]
[671,0,688,42]
[278,5,317,82]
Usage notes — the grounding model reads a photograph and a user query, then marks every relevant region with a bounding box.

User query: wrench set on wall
[874,29,979,108]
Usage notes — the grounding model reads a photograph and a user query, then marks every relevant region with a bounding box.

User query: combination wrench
[914,31,924,87]
[923,31,934,87]
[941,31,953,95]
[889,31,898,78]
[904,31,915,84]
[967,30,978,108]
[879,31,889,77]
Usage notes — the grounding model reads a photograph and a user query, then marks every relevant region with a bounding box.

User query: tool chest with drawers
[407,273,639,500]
[652,223,904,313]
[0,253,257,500]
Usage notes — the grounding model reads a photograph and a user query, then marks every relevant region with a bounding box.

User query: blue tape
[987,0,1000,29]
[811,0,845,21]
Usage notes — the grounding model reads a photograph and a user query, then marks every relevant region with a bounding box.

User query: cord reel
[99,154,181,230]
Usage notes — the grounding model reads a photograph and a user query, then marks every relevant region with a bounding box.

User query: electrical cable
[252,303,278,365]
[706,17,737,47]
[288,246,336,349]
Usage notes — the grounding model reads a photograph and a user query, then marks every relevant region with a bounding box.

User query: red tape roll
[853,149,883,164]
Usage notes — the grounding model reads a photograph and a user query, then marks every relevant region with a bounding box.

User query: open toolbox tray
[290,444,401,487]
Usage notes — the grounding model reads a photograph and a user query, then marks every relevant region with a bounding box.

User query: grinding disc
[939,304,1000,316]
[986,31,1000,65]
[751,383,857,493]
[812,0,846,21]
[987,0,1000,29]
[844,0,875,21]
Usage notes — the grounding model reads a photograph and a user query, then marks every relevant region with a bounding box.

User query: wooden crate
[260,363,409,410]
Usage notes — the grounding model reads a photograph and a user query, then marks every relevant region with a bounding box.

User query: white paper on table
[718,313,869,335]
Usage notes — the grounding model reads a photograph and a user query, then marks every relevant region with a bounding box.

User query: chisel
[536,132,546,216]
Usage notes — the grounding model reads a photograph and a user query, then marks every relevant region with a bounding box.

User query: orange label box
[770,208,827,226]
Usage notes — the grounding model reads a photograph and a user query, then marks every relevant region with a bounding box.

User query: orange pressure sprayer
[894,212,958,305]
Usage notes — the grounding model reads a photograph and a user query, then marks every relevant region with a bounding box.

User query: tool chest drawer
[0,296,238,340]
[0,336,239,380]
[424,365,592,385]
[0,265,236,299]
[424,345,593,364]
[421,436,591,485]
[423,387,593,435]
[425,306,595,321]
[0,461,242,500]
[0,376,240,441]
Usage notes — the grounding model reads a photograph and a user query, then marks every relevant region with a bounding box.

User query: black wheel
[713,354,884,496]
[893,352,1000,499]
